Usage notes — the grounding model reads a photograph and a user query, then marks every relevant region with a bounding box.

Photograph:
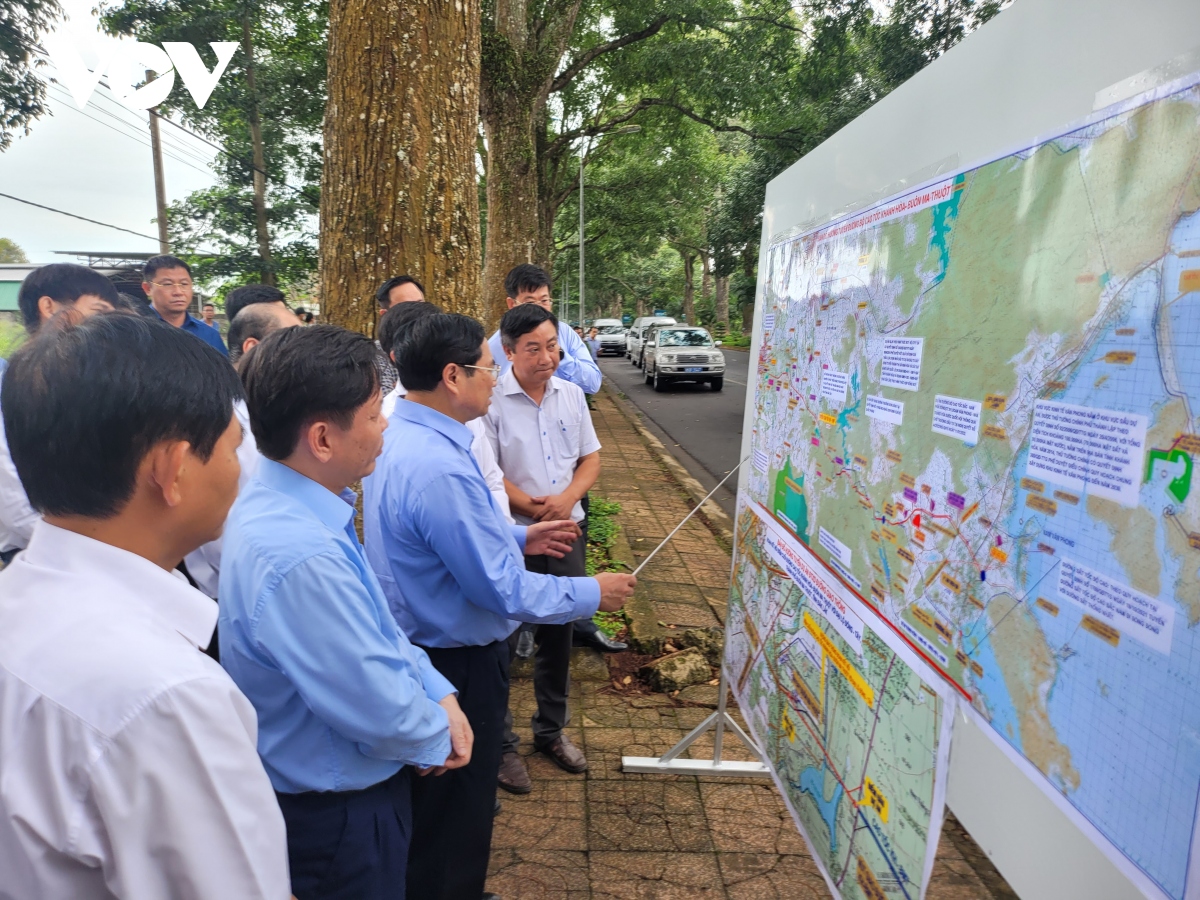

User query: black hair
[396,313,484,393]
[116,291,157,317]
[224,283,287,322]
[203,302,216,310]
[500,303,559,351]
[143,255,192,280]
[17,264,120,331]
[375,275,426,308]
[503,264,552,299]
[240,324,380,461]
[378,300,440,359]
[1,314,240,519]
[228,303,287,364]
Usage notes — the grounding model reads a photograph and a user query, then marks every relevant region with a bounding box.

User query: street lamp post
[579,124,640,333]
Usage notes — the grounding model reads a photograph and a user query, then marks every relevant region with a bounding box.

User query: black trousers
[276,767,412,900]
[408,640,509,900]
[502,536,585,753]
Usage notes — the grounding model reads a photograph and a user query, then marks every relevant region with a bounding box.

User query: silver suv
[643,326,725,392]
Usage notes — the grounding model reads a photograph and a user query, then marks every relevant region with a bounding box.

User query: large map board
[735,72,1200,900]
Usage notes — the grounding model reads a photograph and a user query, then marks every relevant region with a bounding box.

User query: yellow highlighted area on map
[781,709,796,742]
[803,612,874,707]
[863,777,889,823]
[856,857,887,900]
[819,412,837,426]
[1180,269,1200,292]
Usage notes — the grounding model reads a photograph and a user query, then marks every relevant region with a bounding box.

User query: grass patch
[720,333,751,349]
[586,497,629,637]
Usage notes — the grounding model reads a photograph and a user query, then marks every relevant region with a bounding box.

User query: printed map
[735,74,1200,900]
[727,501,952,900]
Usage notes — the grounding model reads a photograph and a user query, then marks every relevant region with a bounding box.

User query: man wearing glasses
[142,255,227,356]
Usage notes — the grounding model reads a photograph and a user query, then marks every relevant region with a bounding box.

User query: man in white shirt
[0,313,289,898]
[0,263,119,566]
[485,303,602,791]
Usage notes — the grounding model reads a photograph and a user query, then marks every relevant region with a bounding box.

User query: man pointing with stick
[364,313,635,900]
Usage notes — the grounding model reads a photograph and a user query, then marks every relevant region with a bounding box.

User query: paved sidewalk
[486,386,1014,900]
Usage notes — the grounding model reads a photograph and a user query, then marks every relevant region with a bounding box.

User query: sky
[0,0,220,264]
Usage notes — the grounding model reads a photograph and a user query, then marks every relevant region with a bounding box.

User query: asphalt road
[598,348,750,519]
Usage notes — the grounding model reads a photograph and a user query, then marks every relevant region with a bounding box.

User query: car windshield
[599,325,625,334]
[658,330,713,347]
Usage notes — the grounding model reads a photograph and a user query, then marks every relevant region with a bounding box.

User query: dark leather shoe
[576,629,628,652]
[483,894,502,900]
[539,735,588,773]
[497,751,532,794]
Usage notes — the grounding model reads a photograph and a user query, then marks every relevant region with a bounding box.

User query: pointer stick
[632,458,748,578]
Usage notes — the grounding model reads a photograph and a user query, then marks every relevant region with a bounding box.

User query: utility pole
[146,71,169,254]
[578,156,585,331]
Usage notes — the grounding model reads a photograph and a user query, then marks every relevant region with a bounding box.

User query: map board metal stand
[620,460,769,778]
[621,666,770,777]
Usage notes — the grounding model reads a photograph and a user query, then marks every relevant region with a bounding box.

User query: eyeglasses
[148,280,193,290]
[462,364,501,378]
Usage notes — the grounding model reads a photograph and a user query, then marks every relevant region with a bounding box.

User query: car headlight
[710,353,723,363]
[662,354,677,363]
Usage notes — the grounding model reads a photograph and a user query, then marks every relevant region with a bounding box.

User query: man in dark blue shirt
[142,255,227,356]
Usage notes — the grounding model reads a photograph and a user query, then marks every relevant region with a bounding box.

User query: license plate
[684,367,704,373]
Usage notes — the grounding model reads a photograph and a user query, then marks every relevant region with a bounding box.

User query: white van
[592,318,627,356]
[626,316,677,365]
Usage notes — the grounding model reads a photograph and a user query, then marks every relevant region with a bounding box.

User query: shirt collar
[390,396,474,452]
[18,522,217,648]
[151,308,204,331]
[498,367,558,401]
[255,458,357,532]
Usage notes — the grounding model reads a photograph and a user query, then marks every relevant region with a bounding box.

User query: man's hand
[418,694,474,777]
[530,493,577,522]
[595,573,637,612]
[525,519,580,558]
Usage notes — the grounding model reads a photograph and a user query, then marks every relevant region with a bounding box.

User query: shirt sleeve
[84,677,291,900]
[253,551,452,767]
[413,646,456,702]
[555,326,602,394]
[416,471,599,623]
[0,411,39,550]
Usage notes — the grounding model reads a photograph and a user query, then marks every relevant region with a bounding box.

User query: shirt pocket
[550,409,582,460]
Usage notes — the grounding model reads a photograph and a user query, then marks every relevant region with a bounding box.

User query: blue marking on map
[798,764,843,853]
[927,177,964,287]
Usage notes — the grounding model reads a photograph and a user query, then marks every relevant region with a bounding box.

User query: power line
[0,192,160,242]
[46,85,215,176]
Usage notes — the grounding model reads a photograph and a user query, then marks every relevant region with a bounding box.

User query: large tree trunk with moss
[321,0,483,334]
[714,274,729,333]
[480,0,585,328]
[681,250,696,324]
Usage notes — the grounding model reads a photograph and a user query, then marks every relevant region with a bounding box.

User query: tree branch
[550,15,671,94]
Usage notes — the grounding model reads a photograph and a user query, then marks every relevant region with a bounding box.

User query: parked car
[592,319,627,356]
[627,316,676,364]
[643,326,725,391]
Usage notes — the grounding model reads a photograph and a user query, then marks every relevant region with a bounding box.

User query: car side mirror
[647,340,656,347]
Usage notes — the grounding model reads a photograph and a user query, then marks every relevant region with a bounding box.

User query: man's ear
[145,440,191,508]
[36,295,58,322]
[505,297,517,310]
[504,344,517,362]
[241,336,260,357]
[301,419,335,464]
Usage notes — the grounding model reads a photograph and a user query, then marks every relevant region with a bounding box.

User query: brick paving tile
[485,388,1013,899]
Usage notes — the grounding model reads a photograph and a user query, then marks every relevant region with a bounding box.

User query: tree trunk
[701,251,711,309]
[681,250,696,324]
[636,295,646,318]
[715,274,729,333]
[241,18,275,286]
[321,0,483,334]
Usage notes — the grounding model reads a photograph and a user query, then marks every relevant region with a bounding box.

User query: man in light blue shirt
[486,264,601,393]
[220,324,470,900]
[363,312,635,900]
